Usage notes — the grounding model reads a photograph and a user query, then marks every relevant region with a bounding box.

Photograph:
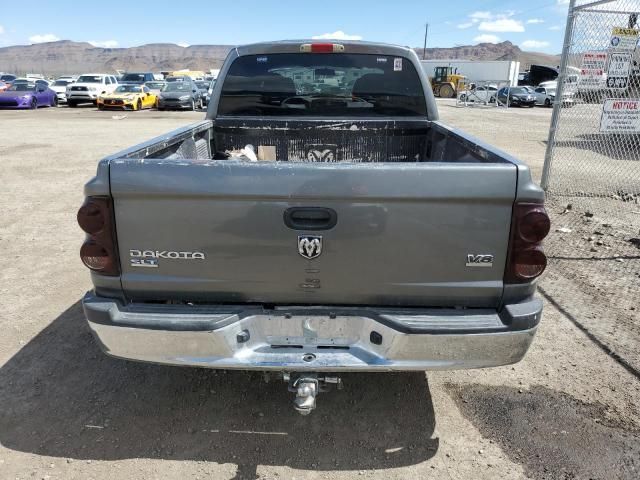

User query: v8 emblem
[466,254,494,267]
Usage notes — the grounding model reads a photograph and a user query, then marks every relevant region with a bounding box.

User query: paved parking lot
[0,103,638,480]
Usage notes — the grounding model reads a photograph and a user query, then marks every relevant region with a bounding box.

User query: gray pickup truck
[79,41,550,414]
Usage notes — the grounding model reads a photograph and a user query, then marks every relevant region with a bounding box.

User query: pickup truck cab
[67,73,119,107]
[79,41,549,414]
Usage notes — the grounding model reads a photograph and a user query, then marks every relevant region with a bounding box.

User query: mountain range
[0,40,559,76]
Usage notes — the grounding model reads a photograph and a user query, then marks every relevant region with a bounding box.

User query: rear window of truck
[218,53,427,117]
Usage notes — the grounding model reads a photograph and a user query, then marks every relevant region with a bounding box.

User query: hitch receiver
[285,373,343,415]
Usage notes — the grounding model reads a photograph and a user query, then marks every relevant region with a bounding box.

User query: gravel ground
[0,103,638,480]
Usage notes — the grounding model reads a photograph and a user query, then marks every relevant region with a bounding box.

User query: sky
[0,0,572,53]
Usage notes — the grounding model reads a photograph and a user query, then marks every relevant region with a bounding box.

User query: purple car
[0,81,58,109]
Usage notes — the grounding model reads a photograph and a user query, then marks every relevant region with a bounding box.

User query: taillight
[505,203,550,283]
[300,43,345,53]
[77,196,119,275]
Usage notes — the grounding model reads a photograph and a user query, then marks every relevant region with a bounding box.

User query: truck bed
[107,118,510,165]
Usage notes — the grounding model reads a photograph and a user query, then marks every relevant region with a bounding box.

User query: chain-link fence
[541,0,640,368]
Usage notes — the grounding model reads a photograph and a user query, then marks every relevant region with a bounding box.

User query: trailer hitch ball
[286,374,343,415]
[293,378,318,415]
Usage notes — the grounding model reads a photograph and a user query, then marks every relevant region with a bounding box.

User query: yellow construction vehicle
[429,66,467,98]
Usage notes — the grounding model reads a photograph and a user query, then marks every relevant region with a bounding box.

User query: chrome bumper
[83,293,541,372]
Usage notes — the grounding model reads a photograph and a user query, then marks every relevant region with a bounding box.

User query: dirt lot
[1,103,639,480]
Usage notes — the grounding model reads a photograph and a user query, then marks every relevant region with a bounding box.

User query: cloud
[29,33,60,43]
[521,40,551,49]
[549,25,562,31]
[474,34,501,43]
[0,25,5,35]
[469,11,493,21]
[461,10,525,33]
[312,30,362,41]
[479,18,525,32]
[526,18,545,24]
[88,40,118,48]
[177,42,189,48]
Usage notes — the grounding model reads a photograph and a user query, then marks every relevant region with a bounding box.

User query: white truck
[66,74,119,107]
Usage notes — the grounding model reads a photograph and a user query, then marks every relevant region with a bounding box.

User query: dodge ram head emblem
[298,236,323,260]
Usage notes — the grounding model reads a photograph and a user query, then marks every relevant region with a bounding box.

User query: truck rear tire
[439,84,455,98]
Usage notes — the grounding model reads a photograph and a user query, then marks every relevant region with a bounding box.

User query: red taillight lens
[80,241,112,271]
[505,203,550,283]
[300,43,345,53]
[77,200,106,234]
[512,247,547,280]
[518,210,551,243]
[78,196,119,276]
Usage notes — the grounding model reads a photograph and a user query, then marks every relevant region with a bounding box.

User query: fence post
[541,0,577,191]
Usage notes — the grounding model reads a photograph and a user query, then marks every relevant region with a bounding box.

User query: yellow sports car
[97,84,157,110]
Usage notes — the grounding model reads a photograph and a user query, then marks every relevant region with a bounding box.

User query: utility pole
[423,23,429,60]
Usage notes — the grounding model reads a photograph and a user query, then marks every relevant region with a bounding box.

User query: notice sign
[609,27,639,52]
[582,51,607,69]
[580,52,607,90]
[607,52,632,90]
[600,99,640,133]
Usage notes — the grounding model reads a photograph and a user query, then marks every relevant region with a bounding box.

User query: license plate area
[262,316,361,348]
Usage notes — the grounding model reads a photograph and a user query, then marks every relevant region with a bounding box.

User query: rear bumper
[67,93,98,102]
[83,292,542,372]
[158,99,192,109]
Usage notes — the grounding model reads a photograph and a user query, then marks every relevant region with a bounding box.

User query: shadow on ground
[0,301,439,479]
[448,383,640,480]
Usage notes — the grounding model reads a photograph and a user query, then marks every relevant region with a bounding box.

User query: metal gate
[541,0,640,370]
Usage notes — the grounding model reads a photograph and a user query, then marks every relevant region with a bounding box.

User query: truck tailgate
[110,161,516,308]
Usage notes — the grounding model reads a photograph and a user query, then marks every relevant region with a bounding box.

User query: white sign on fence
[579,52,607,90]
[582,51,608,69]
[606,51,632,90]
[608,27,639,52]
[600,99,640,133]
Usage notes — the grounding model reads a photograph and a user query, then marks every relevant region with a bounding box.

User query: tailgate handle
[284,207,337,231]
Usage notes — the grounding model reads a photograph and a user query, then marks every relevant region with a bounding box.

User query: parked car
[78,40,549,416]
[119,72,156,85]
[195,80,210,105]
[144,80,166,95]
[50,78,75,104]
[164,75,191,83]
[497,86,536,107]
[0,73,17,84]
[97,84,158,110]
[459,85,498,104]
[533,86,575,108]
[12,77,49,88]
[157,79,202,110]
[0,80,57,109]
[66,74,119,107]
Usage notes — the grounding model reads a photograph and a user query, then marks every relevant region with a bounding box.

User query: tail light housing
[505,203,550,283]
[77,196,119,275]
